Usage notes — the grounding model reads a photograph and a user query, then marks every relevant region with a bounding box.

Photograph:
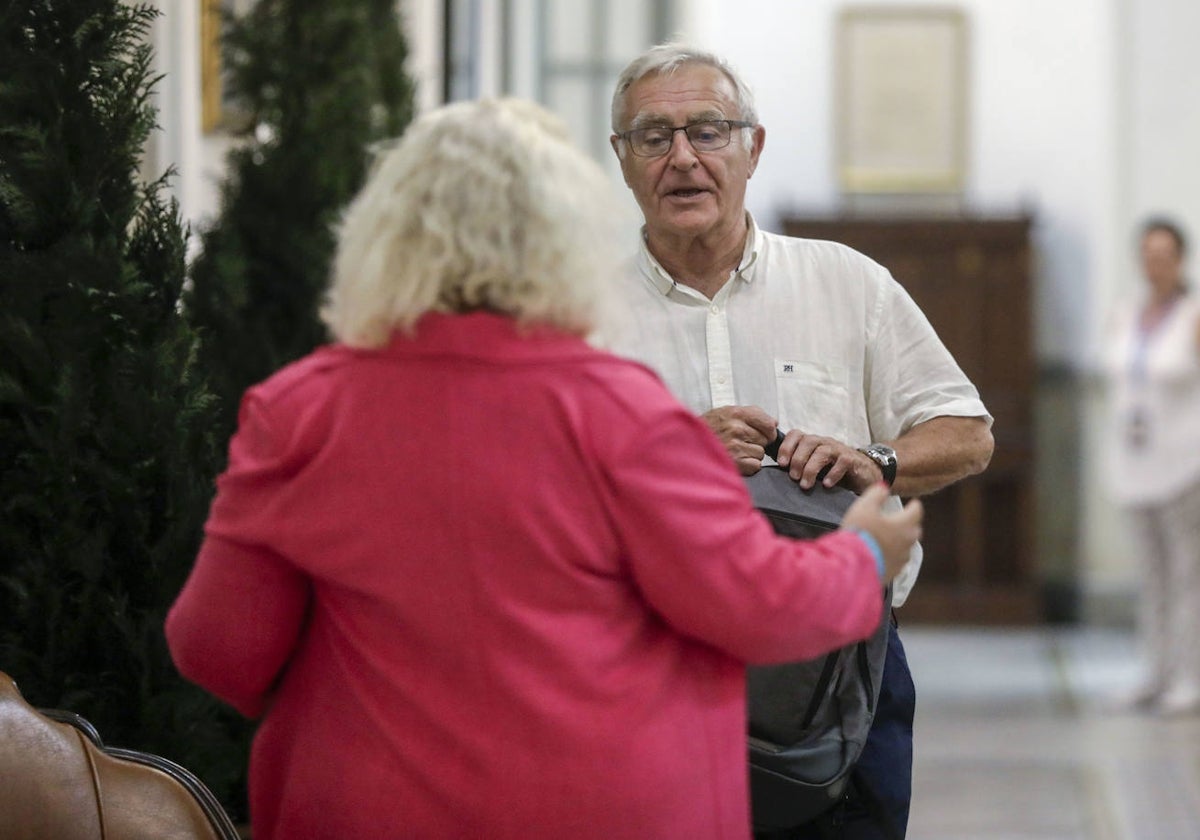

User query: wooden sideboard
[781,215,1037,624]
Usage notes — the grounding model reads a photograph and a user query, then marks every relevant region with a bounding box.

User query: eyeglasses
[617,119,755,158]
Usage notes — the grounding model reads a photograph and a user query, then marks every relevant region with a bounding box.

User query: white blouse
[1105,291,1200,506]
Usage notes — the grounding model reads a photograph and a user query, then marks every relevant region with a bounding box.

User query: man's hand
[776,430,881,492]
[777,416,992,497]
[700,405,777,476]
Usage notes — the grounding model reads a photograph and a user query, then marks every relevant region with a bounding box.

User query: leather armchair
[0,670,242,840]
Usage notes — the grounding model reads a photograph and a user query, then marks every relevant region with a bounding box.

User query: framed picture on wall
[836,6,968,193]
[200,0,256,133]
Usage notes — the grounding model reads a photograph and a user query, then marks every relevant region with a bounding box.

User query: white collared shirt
[603,215,992,606]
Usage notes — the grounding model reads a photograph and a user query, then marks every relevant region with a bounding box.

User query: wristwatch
[858,443,898,487]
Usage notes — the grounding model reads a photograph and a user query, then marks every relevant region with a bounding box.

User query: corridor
[905,626,1200,839]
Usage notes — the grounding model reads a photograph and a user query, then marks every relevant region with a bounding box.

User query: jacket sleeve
[166,535,310,718]
[165,393,312,718]
[597,402,884,665]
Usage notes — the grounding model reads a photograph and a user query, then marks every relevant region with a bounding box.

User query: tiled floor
[904,626,1200,840]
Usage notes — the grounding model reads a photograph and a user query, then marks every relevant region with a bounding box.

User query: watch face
[867,444,896,462]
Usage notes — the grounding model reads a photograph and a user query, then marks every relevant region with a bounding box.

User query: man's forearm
[888,416,993,497]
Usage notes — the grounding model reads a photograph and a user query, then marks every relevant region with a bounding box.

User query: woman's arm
[166,534,311,718]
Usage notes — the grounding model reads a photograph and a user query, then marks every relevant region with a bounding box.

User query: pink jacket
[166,311,883,840]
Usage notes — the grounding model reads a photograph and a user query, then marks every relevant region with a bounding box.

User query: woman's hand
[841,484,924,583]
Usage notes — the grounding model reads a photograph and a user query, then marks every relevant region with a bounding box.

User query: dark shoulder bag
[742,465,892,832]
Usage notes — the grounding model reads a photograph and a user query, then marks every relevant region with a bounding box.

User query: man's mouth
[668,188,706,198]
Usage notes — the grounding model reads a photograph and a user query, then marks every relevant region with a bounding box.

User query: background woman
[1106,217,1200,715]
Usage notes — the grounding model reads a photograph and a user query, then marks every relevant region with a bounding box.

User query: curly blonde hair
[321,98,620,347]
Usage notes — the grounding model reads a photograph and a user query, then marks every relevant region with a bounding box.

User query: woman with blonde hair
[167,98,922,840]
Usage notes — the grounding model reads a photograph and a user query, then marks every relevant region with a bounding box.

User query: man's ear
[747,125,766,179]
[611,135,633,186]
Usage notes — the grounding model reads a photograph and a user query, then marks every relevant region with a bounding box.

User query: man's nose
[665,129,698,167]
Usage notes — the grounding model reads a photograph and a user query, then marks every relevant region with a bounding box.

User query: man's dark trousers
[763,613,915,840]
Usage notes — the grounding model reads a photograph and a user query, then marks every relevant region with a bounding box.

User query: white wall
[143,0,237,256]
[1125,0,1200,240]
[402,0,445,115]
[144,0,203,246]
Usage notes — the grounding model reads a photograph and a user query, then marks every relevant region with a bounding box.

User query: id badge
[1126,406,1149,450]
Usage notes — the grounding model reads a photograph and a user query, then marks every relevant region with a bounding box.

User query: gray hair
[322,98,620,347]
[610,42,759,135]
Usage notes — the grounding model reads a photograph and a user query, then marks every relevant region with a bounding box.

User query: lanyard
[1128,291,1185,382]
[1125,291,1185,449]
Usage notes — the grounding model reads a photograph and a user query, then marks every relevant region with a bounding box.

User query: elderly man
[605,43,994,839]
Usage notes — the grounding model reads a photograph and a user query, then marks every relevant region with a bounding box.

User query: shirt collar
[636,213,763,296]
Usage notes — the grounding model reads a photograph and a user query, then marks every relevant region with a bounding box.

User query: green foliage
[0,0,250,817]
[186,0,416,442]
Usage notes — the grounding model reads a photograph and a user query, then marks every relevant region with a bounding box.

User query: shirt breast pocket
[774,359,850,441]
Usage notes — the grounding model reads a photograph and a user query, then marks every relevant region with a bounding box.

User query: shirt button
[710,304,720,314]
[717,376,727,384]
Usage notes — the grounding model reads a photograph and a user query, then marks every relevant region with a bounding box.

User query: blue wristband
[854,530,886,580]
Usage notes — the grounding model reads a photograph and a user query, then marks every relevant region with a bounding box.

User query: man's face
[611,64,764,242]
